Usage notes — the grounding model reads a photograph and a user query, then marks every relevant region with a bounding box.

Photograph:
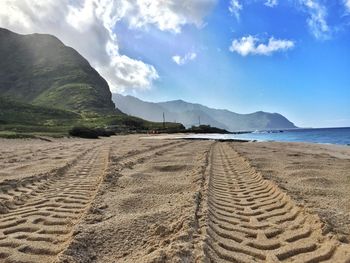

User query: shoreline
[141,133,350,147]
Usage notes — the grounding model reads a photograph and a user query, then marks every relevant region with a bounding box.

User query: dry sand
[233,141,350,242]
[0,136,349,262]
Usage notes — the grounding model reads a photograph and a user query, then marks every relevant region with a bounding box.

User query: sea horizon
[186,127,350,145]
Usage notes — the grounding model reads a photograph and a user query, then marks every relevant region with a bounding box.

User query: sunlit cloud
[265,0,278,8]
[172,52,197,65]
[229,35,295,56]
[229,0,243,20]
[124,0,217,33]
[344,0,350,12]
[0,0,216,91]
[300,0,330,40]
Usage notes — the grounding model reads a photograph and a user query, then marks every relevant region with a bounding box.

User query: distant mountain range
[0,28,116,114]
[113,94,297,131]
[0,27,296,135]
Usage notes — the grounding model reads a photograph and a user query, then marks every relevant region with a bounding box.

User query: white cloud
[265,0,278,8]
[300,0,330,40]
[344,0,350,12]
[123,0,217,33]
[172,52,197,65]
[0,0,216,91]
[229,0,243,20]
[229,35,295,56]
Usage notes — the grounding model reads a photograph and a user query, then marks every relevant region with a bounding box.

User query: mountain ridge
[113,94,297,131]
[0,27,116,114]
[0,28,185,137]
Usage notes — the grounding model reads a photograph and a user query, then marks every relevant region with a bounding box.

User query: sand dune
[0,136,349,262]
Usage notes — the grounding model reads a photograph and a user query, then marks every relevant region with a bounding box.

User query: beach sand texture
[0,136,349,262]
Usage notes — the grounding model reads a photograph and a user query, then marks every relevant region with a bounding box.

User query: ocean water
[187,127,350,145]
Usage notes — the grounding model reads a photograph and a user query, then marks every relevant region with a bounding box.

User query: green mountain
[0,95,185,137]
[0,28,185,137]
[0,28,115,114]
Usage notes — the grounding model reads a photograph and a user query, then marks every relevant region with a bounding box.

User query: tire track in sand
[0,146,96,214]
[0,140,179,214]
[0,140,186,263]
[0,146,110,263]
[205,143,350,262]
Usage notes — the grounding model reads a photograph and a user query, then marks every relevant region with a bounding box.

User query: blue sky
[115,1,350,128]
[1,0,349,127]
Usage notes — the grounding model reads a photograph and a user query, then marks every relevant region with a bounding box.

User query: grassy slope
[0,28,116,114]
[0,96,79,134]
[0,28,184,137]
[0,97,184,137]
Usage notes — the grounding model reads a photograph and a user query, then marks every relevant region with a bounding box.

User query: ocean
[187,127,350,145]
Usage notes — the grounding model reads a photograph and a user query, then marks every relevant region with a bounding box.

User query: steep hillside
[0,28,115,114]
[0,96,79,126]
[113,94,297,131]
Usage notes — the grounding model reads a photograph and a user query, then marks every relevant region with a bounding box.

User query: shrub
[122,119,143,128]
[69,126,116,138]
[94,128,116,137]
[69,126,99,139]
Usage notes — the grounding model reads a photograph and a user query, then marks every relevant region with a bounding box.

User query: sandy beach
[0,135,349,262]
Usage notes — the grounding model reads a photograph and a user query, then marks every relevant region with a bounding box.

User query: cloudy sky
[0,0,349,127]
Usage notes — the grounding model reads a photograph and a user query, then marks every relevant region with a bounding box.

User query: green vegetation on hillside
[0,96,79,125]
[0,28,220,138]
[186,125,232,134]
[0,96,185,138]
[0,28,116,114]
